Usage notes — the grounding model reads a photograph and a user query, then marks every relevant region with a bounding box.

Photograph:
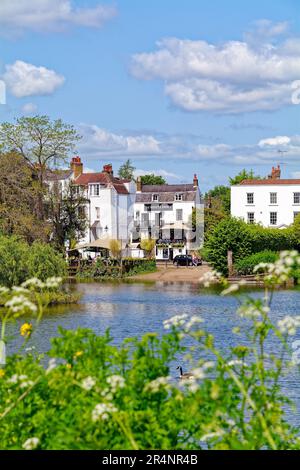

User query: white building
[46,157,136,250]
[231,165,300,228]
[133,175,203,260]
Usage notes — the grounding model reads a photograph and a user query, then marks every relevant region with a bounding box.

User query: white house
[46,157,136,251]
[133,175,203,260]
[231,165,300,228]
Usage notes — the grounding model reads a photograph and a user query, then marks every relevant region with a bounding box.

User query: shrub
[235,250,279,275]
[27,242,66,281]
[0,236,66,286]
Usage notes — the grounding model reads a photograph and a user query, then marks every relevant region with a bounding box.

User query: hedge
[234,250,279,275]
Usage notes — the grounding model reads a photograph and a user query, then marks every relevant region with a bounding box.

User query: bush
[205,217,299,275]
[235,250,279,275]
[0,236,66,287]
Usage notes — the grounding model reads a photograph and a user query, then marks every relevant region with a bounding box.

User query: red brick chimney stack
[70,156,83,179]
[193,174,199,187]
[136,176,142,192]
[269,165,281,180]
[103,164,113,175]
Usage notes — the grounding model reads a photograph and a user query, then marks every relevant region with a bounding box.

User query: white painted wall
[231,183,300,228]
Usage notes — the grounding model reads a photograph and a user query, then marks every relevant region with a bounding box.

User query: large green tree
[0,115,81,218]
[229,169,261,186]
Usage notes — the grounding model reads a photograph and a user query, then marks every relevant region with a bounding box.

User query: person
[192,253,198,266]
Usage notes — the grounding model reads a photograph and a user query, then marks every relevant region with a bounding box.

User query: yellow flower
[73,351,83,359]
[0,369,5,379]
[66,364,72,369]
[20,323,33,338]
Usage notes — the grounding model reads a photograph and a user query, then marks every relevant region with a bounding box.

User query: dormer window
[152,194,159,202]
[175,193,183,201]
[90,184,100,196]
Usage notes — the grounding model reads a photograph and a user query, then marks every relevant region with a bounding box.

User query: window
[270,212,277,226]
[175,193,183,201]
[176,209,183,221]
[247,212,255,224]
[90,184,100,196]
[294,192,300,204]
[270,192,277,204]
[135,211,140,219]
[141,213,150,228]
[95,207,100,219]
[294,212,300,221]
[247,193,254,204]
[152,194,159,202]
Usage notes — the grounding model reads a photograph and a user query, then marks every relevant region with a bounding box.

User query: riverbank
[129,263,212,283]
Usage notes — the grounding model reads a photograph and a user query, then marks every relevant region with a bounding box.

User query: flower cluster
[21,277,62,291]
[92,403,118,422]
[237,303,270,320]
[254,251,300,285]
[5,295,37,315]
[163,314,188,330]
[277,315,300,336]
[144,376,171,393]
[7,374,34,388]
[81,376,96,391]
[22,437,40,450]
[199,270,222,287]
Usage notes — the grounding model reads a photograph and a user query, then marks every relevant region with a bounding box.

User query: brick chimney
[268,165,281,180]
[70,156,83,179]
[193,173,199,188]
[136,176,142,192]
[103,164,113,175]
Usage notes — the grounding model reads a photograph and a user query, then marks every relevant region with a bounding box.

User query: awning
[76,238,111,250]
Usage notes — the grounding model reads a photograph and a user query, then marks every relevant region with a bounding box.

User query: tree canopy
[118,159,135,180]
[141,174,166,185]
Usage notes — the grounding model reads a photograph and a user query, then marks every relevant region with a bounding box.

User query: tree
[0,115,81,218]
[140,238,156,258]
[141,174,166,185]
[229,169,261,186]
[46,183,88,251]
[205,185,231,214]
[0,151,49,242]
[109,239,122,259]
[118,159,135,180]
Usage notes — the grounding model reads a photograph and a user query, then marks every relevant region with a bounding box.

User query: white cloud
[259,136,291,147]
[131,22,300,113]
[0,0,117,36]
[21,102,38,114]
[3,60,65,97]
[79,124,162,157]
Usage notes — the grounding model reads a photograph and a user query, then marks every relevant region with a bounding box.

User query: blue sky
[0,0,300,191]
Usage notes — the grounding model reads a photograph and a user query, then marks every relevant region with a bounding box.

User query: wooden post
[227,250,233,277]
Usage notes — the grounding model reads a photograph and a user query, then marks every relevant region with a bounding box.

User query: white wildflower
[5,295,37,314]
[7,374,20,384]
[92,403,118,422]
[199,270,222,287]
[277,316,300,336]
[19,380,34,389]
[21,278,45,289]
[144,376,171,393]
[200,430,225,442]
[221,284,240,296]
[22,437,40,450]
[227,360,244,367]
[0,340,6,366]
[11,286,30,294]
[237,304,269,320]
[184,315,203,331]
[106,374,125,391]
[44,277,62,289]
[0,286,10,295]
[163,314,188,330]
[82,376,96,391]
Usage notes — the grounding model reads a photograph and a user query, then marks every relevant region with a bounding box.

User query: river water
[6,281,300,424]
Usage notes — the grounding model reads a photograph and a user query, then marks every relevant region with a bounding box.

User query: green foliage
[118,159,135,180]
[229,169,261,186]
[140,239,156,258]
[205,185,231,214]
[0,236,66,287]
[78,258,156,280]
[205,217,299,275]
[140,174,166,185]
[235,251,279,275]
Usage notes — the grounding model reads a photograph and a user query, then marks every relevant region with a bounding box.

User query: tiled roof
[141,184,195,193]
[239,179,300,186]
[74,172,129,194]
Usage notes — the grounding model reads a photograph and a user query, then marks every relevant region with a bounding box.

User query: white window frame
[247,212,255,224]
[90,184,100,196]
[270,212,277,226]
[175,193,183,201]
[152,194,159,202]
[247,192,254,204]
[294,192,300,205]
[270,192,277,205]
[176,208,183,221]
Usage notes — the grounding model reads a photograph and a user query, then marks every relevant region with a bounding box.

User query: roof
[141,184,195,193]
[74,172,129,194]
[46,169,73,181]
[239,179,300,186]
[136,183,198,203]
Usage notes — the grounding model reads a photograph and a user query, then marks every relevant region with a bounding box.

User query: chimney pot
[193,173,199,187]
[103,164,113,175]
[136,176,142,192]
[70,156,83,179]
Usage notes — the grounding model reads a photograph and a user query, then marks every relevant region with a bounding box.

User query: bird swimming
[177,366,194,380]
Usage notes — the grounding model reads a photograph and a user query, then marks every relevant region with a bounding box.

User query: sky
[0,0,300,192]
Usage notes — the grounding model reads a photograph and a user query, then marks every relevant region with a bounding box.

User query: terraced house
[231,165,300,228]
[133,175,203,260]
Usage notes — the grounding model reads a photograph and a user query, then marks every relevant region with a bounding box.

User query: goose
[177,366,194,380]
